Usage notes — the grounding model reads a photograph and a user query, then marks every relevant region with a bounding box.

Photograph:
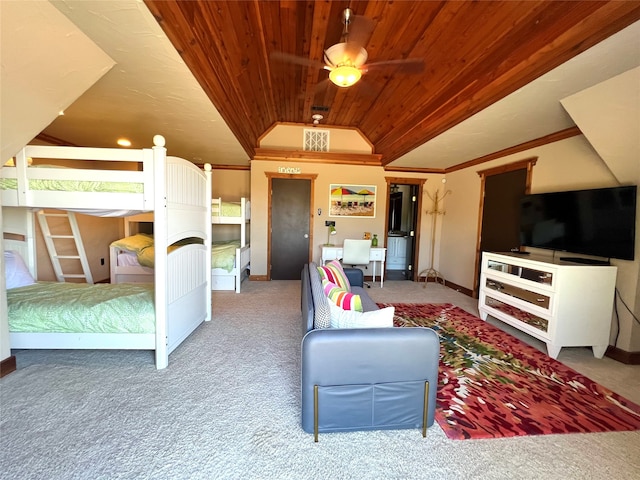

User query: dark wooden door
[270,178,311,280]
[480,169,527,254]
[477,168,527,293]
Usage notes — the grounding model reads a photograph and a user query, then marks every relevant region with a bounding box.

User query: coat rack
[420,180,451,287]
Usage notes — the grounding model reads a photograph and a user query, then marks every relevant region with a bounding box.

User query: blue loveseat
[300,262,440,441]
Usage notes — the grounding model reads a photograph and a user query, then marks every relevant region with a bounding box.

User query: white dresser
[478,251,617,359]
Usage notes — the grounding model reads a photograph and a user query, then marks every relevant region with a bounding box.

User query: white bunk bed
[109,213,155,284]
[211,197,251,293]
[109,209,250,293]
[0,136,212,369]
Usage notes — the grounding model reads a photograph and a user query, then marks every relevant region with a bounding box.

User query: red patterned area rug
[380,302,640,440]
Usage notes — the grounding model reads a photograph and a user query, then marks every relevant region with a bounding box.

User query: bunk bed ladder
[36,211,94,284]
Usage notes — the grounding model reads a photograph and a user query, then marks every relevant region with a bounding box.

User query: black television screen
[519,185,637,261]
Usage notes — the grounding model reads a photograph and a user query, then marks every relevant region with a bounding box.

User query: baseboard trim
[605,346,640,365]
[443,280,473,297]
[0,355,17,378]
[419,276,474,297]
[249,274,268,281]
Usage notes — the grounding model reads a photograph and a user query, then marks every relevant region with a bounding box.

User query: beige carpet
[1,279,639,479]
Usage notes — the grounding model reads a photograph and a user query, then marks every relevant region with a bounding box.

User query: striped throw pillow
[317,259,351,291]
[322,279,363,312]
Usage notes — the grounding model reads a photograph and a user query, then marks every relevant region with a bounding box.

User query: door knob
[304,234,309,238]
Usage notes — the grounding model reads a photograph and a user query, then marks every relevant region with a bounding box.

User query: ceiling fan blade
[364,58,425,74]
[343,14,374,60]
[270,51,326,70]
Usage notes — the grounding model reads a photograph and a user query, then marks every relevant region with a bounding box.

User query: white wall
[0,0,114,162]
[439,135,640,351]
[561,67,640,184]
[250,161,387,274]
[260,125,372,153]
[249,160,444,276]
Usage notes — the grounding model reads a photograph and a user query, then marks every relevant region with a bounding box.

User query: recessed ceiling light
[117,138,132,147]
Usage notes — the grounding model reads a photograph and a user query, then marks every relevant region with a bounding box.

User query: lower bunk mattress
[8,282,155,334]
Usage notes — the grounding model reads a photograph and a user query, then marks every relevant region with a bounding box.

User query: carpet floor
[2,281,640,479]
[384,302,640,440]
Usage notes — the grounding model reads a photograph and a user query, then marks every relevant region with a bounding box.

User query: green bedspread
[212,240,242,272]
[7,282,155,334]
[0,178,143,193]
[213,201,242,217]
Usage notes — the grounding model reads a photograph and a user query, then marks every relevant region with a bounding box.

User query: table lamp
[326,224,337,246]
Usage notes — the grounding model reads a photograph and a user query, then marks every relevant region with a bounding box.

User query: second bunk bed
[210,197,251,293]
[109,196,250,293]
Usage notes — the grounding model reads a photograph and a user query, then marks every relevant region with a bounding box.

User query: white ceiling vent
[304,129,329,152]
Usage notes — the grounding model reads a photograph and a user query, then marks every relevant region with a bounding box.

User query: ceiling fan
[272,8,424,88]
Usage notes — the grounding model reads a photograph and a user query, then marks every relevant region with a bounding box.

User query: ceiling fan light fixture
[324,42,367,88]
[324,42,368,67]
[329,65,362,87]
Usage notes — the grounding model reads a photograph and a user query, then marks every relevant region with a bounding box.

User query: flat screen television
[519,185,637,261]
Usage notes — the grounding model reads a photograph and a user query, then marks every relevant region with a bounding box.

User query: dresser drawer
[484,278,551,310]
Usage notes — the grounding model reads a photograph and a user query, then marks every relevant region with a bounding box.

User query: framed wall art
[329,184,377,218]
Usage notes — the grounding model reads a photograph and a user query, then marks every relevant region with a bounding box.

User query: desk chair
[342,239,372,288]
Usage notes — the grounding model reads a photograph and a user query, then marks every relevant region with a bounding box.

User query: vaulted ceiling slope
[144,0,640,166]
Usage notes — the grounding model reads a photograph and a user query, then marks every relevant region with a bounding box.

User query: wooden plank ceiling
[144,1,640,166]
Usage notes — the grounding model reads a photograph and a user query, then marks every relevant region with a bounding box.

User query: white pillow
[4,250,36,289]
[328,301,395,329]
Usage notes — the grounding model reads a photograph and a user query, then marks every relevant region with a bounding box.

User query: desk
[321,245,387,287]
